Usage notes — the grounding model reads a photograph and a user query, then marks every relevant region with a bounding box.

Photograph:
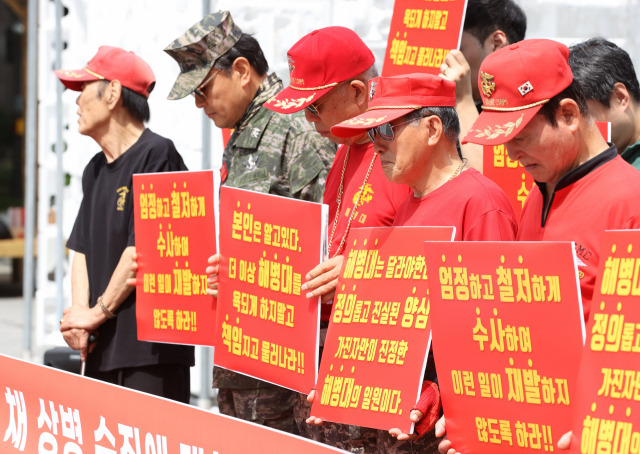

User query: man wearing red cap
[56,46,194,402]
[331,72,516,453]
[436,37,640,454]
[462,38,640,322]
[265,27,412,450]
[440,0,527,173]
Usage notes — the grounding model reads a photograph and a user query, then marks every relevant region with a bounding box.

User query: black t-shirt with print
[67,128,195,371]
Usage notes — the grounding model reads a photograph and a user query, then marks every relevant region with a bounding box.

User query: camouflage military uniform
[219,73,335,200]
[166,9,335,438]
[212,72,336,434]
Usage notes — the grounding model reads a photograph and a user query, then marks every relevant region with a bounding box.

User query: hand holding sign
[206,253,220,297]
[302,255,344,303]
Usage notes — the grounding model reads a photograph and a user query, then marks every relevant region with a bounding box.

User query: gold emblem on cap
[269,95,315,110]
[287,56,295,77]
[473,114,524,140]
[480,72,496,98]
[60,70,83,79]
[341,116,387,127]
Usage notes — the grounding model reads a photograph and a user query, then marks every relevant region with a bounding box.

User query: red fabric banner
[0,355,346,453]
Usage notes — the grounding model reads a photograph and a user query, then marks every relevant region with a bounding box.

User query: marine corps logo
[353,183,374,207]
[480,72,496,98]
[369,82,377,100]
[116,186,129,211]
[287,56,295,77]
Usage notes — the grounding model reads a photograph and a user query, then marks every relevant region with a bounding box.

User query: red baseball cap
[54,46,156,98]
[263,27,375,113]
[462,39,573,146]
[330,73,456,138]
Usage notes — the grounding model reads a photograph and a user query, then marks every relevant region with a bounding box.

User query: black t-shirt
[67,129,195,371]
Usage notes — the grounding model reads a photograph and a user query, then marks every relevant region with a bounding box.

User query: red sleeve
[413,380,441,437]
[464,209,518,241]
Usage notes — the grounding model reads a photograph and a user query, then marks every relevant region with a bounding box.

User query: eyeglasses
[367,118,416,143]
[305,80,351,116]
[191,70,220,100]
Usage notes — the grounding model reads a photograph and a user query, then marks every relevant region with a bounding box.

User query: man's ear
[423,114,444,145]
[106,80,122,109]
[232,57,252,88]
[486,30,509,52]
[557,98,581,132]
[611,82,631,110]
[350,79,368,110]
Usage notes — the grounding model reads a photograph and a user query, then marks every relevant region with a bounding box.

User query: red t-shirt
[321,141,411,319]
[517,150,640,322]
[392,168,518,241]
[324,141,412,254]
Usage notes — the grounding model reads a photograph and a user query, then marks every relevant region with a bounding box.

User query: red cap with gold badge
[462,39,573,146]
[264,27,375,113]
[330,73,456,138]
[54,46,156,98]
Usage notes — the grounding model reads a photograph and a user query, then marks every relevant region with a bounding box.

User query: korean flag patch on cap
[518,81,534,96]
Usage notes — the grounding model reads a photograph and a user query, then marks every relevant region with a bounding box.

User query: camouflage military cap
[164,11,243,100]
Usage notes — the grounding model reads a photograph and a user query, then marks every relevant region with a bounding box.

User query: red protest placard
[424,241,585,453]
[133,170,216,346]
[312,226,455,432]
[0,355,347,454]
[482,144,534,220]
[382,0,468,76]
[568,230,640,454]
[215,186,328,393]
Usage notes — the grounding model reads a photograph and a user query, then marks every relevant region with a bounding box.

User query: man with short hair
[569,37,640,170]
[57,46,194,402]
[440,0,527,172]
[332,73,517,239]
[331,72,517,452]
[265,27,412,451]
[438,37,640,454]
[165,11,336,434]
[462,38,640,322]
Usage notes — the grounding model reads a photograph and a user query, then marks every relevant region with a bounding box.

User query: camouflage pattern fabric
[294,392,327,442]
[164,11,243,100]
[219,72,336,201]
[213,72,335,436]
[216,386,298,434]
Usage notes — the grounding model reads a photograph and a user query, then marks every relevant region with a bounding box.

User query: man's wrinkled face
[370,115,428,187]
[76,80,111,137]
[505,113,577,189]
[303,82,366,145]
